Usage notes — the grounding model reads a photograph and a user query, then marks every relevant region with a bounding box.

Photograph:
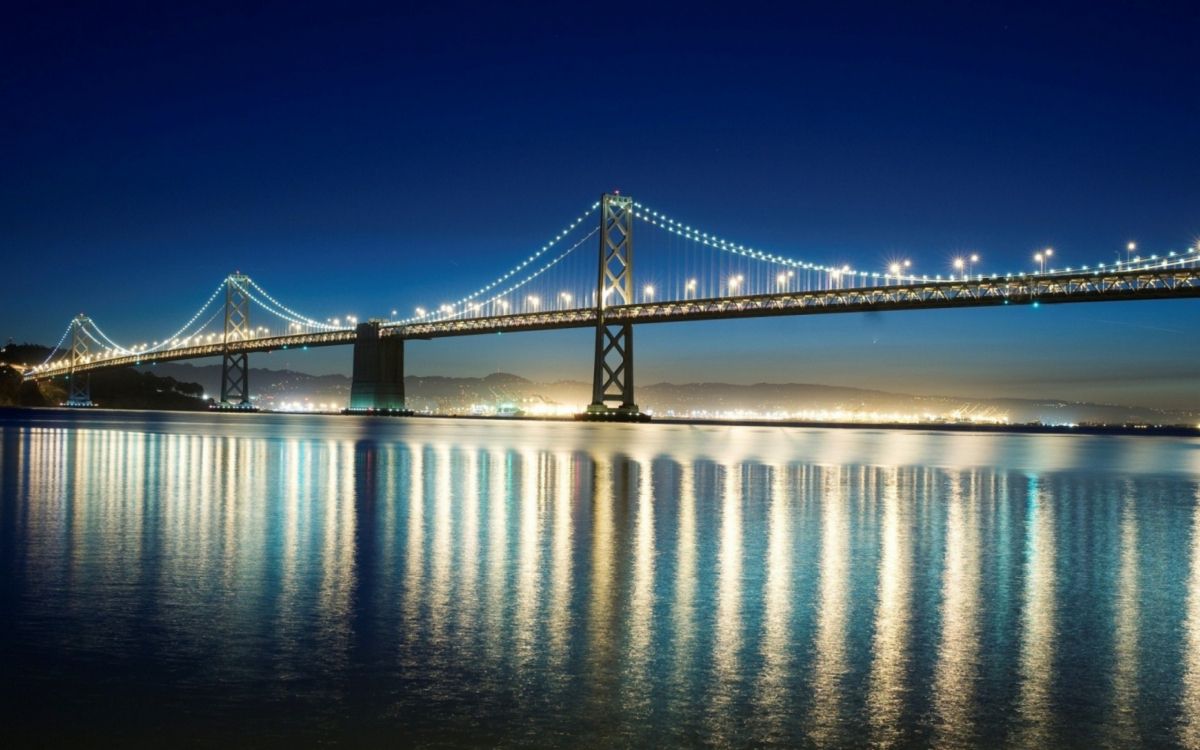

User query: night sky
[3,3,1197,409]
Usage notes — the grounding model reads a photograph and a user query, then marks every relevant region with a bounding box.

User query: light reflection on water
[2,411,1200,746]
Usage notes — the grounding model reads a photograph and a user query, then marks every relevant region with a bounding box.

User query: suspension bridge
[24,193,1200,420]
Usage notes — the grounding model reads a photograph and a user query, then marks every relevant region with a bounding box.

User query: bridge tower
[346,320,411,414]
[582,193,648,421]
[66,314,93,407]
[219,273,253,408]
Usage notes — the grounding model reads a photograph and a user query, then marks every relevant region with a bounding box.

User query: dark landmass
[1,344,209,410]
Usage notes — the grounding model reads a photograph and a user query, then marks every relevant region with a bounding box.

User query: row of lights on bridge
[31,237,1200,373]
[399,239,1200,322]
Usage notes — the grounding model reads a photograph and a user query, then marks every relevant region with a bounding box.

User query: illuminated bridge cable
[453,226,598,319]
[633,201,832,272]
[402,224,599,324]
[232,285,307,328]
[174,306,225,345]
[85,320,133,354]
[237,278,338,330]
[142,280,229,353]
[399,202,600,323]
[77,324,116,354]
[638,202,1200,283]
[234,284,333,332]
[39,320,75,365]
[151,306,225,350]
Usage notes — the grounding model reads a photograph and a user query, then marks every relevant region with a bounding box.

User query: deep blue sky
[3,2,1198,409]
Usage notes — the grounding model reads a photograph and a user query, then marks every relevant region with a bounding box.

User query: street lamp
[1127,241,1137,265]
[1034,248,1053,274]
[685,278,697,298]
[560,292,572,308]
[969,253,979,278]
[953,257,965,280]
[643,284,654,301]
[527,294,540,311]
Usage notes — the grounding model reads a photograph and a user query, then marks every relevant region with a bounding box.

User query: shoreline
[3,405,1197,437]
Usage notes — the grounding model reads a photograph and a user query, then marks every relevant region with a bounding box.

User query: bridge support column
[66,314,93,407]
[218,273,255,410]
[346,320,412,414]
[580,193,648,422]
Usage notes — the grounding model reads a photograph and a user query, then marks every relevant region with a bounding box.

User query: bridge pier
[66,314,93,407]
[580,193,648,422]
[346,320,412,414]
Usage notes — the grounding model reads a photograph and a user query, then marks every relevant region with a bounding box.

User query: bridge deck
[27,266,1200,380]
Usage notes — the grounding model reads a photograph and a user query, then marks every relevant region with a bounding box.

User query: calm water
[3,410,1200,747]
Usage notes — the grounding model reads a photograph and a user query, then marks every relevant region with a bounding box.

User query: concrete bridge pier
[346,320,412,414]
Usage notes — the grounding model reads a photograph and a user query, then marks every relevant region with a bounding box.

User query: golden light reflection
[1110,491,1139,745]
[868,467,911,747]
[403,444,425,628]
[514,449,543,667]
[317,441,356,662]
[755,463,793,741]
[587,454,617,691]
[1179,486,1200,748]
[671,461,698,697]
[710,462,744,745]
[429,444,454,642]
[808,467,849,747]
[457,449,481,637]
[932,472,981,747]
[278,440,302,648]
[1015,476,1056,747]
[486,449,509,667]
[372,445,401,615]
[547,452,574,672]
[626,456,656,712]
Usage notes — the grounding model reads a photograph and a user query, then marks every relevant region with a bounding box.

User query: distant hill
[1,343,209,410]
[143,361,1197,425]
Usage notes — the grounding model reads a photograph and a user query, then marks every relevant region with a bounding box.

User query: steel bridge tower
[219,273,253,408]
[66,314,93,407]
[583,193,648,421]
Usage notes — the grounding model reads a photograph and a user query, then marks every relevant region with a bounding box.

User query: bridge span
[25,193,1200,419]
